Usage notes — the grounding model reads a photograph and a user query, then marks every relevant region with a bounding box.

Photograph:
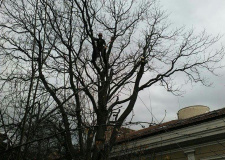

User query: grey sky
[129,0,225,129]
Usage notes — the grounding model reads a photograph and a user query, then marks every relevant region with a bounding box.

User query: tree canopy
[0,0,224,159]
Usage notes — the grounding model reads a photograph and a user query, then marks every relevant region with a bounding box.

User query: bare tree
[0,0,224,160]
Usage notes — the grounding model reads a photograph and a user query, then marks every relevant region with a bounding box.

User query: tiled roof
[117,107,225,143]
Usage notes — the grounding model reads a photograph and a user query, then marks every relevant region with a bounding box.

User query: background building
[111,105,225,160]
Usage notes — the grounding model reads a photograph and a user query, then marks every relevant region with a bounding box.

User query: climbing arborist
[92,33,106,63]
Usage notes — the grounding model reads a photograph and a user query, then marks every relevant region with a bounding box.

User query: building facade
[111,106,225,160]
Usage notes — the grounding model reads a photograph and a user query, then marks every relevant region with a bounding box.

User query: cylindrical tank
[177,105,210,119]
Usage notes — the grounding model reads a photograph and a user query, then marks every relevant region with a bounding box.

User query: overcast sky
[1,0,224,130]
[129,0,225,129]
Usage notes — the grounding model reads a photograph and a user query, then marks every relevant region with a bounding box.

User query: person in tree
[92,33,106,63]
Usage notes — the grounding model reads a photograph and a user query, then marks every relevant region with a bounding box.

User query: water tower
[177,105,210,119]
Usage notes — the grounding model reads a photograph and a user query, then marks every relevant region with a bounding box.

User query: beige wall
[112,142,225,160]
[142,142,225,160]
[195,142,225,159]
[155,151,186,160]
